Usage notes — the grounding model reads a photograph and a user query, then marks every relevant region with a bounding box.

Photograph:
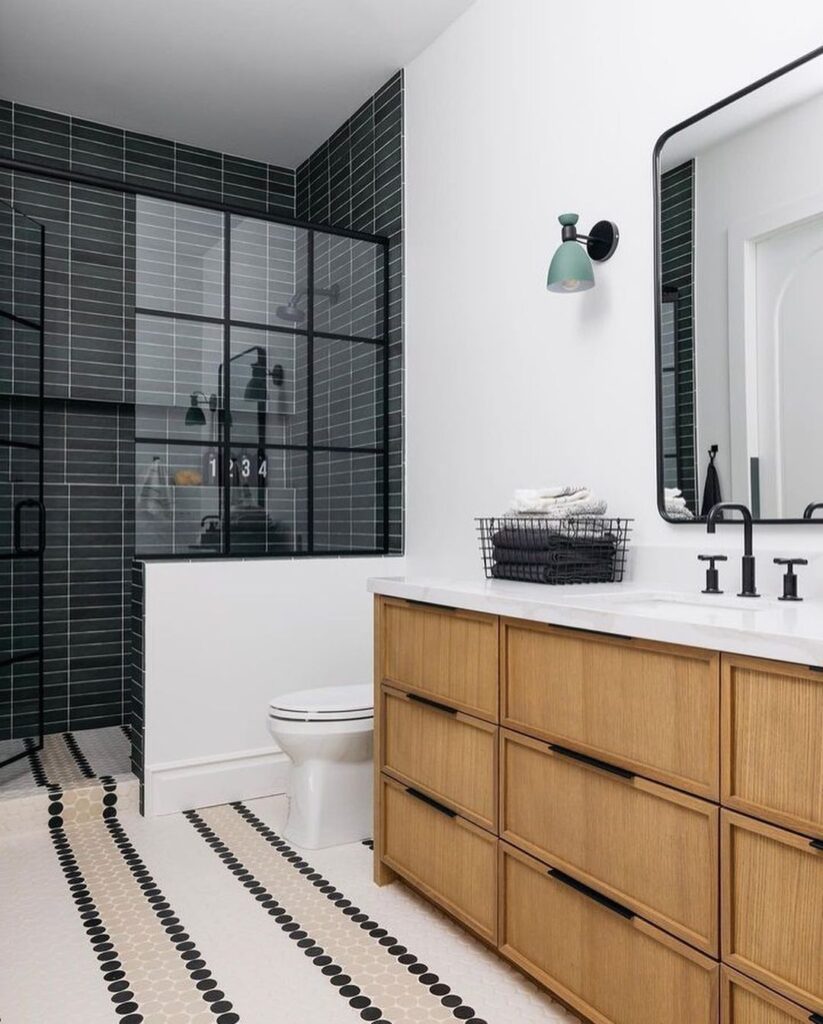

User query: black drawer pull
[810,838,823,852]
[810,1014,823,1024]
[404,599,457,612]
[548,868,635,920]
[549,744,635,780]
[405,787,457,818]
[407,693,458,715]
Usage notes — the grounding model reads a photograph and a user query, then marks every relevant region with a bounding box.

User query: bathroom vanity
[370,579,823,1024]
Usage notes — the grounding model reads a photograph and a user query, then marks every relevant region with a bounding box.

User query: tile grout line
[184,807,391,1024]
[231,802,484,1023]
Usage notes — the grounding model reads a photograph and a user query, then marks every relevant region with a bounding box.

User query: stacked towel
[506,485,608,519]
[664,487,694,521]
[490,521,617,584]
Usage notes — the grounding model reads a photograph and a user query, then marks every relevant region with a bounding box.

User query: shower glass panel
[134,200,389,558]
[0,200,45,770]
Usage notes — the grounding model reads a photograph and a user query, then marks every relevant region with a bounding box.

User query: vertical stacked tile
[296,71,404,554]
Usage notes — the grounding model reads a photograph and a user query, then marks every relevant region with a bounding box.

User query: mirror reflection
[656,52,823,522]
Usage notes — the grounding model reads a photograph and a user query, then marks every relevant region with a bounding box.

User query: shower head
[275,298,306,324]
[275,283,340,325]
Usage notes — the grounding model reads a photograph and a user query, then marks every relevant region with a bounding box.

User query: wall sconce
[547,213,619,293]
[185,391,217,426]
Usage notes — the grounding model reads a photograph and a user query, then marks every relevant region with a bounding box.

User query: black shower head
[275,299,306,324]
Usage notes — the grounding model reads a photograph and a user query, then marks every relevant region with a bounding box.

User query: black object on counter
[774,557,808,602]
[698,553,727,594]
[476,516,632,586]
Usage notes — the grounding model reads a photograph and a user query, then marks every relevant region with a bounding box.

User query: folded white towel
[505,497,608,519]
[510,487,602,515]
[513,485,586,502]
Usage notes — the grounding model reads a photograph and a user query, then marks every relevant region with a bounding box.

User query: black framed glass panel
[134,199,389,559]
[136,198,224,319]
[229,328,308,449]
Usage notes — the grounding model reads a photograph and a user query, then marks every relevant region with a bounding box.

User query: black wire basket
[476,516,633,585]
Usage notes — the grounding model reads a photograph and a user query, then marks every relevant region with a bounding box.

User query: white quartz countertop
[367,575,823,666]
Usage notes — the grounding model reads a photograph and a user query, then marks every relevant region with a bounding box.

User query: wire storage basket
[476,516,633,585]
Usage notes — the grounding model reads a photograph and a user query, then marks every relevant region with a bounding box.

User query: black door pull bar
[548,868,635,920]
[406,693,458,715]
[405,787,457,818]
[549,743,635,780]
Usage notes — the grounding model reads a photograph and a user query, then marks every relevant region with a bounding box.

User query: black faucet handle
[698,554,727,594]
[774,557,808,601]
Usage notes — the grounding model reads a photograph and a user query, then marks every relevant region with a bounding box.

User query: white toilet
[267,683,374,849]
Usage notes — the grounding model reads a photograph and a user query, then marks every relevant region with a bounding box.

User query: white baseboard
[144,747,289,817]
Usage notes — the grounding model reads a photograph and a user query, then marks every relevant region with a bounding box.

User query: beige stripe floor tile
[199,803,460,1024]
[66,817,218,1023]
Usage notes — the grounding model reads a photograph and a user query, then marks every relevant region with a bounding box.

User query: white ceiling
[0,0,474,167]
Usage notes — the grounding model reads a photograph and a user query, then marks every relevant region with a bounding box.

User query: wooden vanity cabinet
[374,595,821,1024]
[722,654,823,836]
[721,967,821,1024]
[500,728,719,954]
[500,619,720,799]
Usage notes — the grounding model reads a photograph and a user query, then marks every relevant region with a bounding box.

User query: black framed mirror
[654,44,823,524]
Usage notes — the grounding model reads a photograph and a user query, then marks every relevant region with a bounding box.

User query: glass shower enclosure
[133,198,389,558]
[0,200,46,769]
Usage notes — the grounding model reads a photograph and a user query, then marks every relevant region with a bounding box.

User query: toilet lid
[268,684,373,722]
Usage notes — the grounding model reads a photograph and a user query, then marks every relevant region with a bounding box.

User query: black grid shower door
[133,198,390,559]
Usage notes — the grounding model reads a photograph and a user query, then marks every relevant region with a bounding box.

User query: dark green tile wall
[660,159,697,511]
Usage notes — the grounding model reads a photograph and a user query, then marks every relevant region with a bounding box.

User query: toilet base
[284,757,373,849]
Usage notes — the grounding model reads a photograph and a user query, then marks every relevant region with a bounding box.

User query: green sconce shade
[547,241,595,293]
[547,211,619,293]
[547,213,594,293]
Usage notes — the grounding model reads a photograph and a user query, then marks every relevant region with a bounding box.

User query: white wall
[403,0,823,581]
[143,556,401,813]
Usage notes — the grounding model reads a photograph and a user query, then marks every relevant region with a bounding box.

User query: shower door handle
[13,498,46,556]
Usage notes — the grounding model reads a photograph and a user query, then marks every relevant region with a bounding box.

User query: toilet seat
[268,683,373,723]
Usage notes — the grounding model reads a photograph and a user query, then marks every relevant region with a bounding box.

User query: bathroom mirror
[654,45,823,523]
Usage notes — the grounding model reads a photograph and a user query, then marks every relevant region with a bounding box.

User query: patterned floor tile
[0,788,579,1024]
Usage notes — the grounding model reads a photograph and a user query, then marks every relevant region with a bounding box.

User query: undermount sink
[580,591,771,614]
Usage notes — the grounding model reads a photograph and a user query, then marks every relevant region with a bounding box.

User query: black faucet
[706,503,759,597]
[803,501,823,519]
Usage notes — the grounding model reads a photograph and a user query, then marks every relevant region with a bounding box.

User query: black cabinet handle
[549,743,635,780]
[809,1014,823,1024]
[407,693,457,716]
[405,787,457,818]
[13,498,46,556]
[548,868,635,920]
[404,599,457,612]
[810,838,823,852]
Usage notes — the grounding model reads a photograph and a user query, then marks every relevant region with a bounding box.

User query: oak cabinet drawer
[379,598,499,721]
[499,842,719,1024]
[722,654,823,835]
[379,774,497,942]
[500,729,719,954]
[721,966,820,1024]
[722,811,823,1014]
[501,619,720,798]
[381,685,497,831]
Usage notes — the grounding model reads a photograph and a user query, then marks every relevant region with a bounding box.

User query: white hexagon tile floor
[0,788,579,1024]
